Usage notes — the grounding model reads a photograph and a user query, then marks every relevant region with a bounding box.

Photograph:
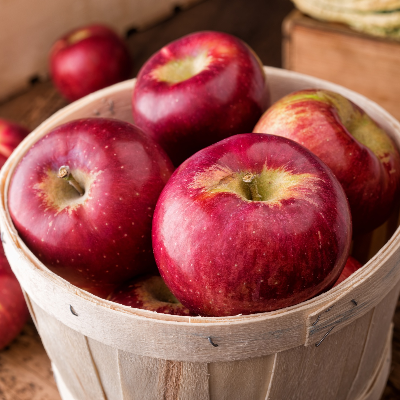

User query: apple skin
[8,118,174,294]
[152,133,352,317]
[333,256,362,287]
[0,118,30,349]
[132,31,270,166]
[253,89,400,235]
[49,24,132,102]
[108,275,195,316]
[0,118,29,168]
[0,246,29,350]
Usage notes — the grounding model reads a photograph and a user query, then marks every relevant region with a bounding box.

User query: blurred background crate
[283,9,400,121]
[0,0,204,103]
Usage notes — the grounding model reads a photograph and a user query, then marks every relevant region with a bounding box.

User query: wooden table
[0,321,61,400]
[1,0,399,398]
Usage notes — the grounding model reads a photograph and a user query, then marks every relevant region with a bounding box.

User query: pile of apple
[7,30,400,318]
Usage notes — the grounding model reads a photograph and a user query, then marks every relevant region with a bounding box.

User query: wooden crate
[283,9,400,121]
[1,66,400,400]
[0,0,203,103]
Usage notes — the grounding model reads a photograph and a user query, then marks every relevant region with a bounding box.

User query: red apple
[8,118,174,294]
[108,275,195,316]
[0,118,29,168]
[49,24,132,102]
[333,256,362,287]
[152,133,352,317]
[253,89,400,235]
[0,245,29,350]
[0,118,30,349]
[132,31,270,166]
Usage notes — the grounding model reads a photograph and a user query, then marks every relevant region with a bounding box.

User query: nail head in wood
[70,305,78,316]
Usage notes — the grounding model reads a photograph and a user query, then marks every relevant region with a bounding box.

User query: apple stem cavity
[242,173,262,201]
[58,166,84,196]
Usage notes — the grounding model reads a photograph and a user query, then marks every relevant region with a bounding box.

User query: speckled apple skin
[132,31,270,166]
[254,89,400,235]
[8,118,174,292]
[152,133,352,317]
[50,24,132,102]
[0,119,29,168]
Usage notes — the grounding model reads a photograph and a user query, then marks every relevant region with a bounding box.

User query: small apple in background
[0,118,30,168]
[152,133,352,317]
[132,30,270,166]
[49,24,132,102]
[253,89,400,235]
[0,246,29,350]
[108,275,195,316]
[8,118,174,295]
[333,256,363,287]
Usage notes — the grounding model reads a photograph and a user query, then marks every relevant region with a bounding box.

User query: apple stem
[58,166,84,196]
[242,173,262,201]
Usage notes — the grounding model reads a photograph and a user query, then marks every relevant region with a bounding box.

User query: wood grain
[208,355,275,400]
[347,285,400,399]
[29,300,106,400]
[0,321,60,400]
[283,10,400,121]
[86,338,122,400]
[266,309,373,400]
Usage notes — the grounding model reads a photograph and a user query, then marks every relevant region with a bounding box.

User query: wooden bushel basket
[1,67,399,400]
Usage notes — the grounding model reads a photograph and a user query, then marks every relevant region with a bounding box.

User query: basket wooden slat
[348,285,400,399]
[87,339,122,399]
[30,300,106,400]
[208,356,275,399]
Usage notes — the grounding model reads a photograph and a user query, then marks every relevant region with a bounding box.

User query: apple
[108,275,195,316]
[132,31,270,166]
[152,133,352,317]
[8,118,174,294]
[333,256,362,287]
[0,118,30,349]
[0,245,29,350]
[0,118,30,168]
[253,89,400,235]
[49,24,132,102]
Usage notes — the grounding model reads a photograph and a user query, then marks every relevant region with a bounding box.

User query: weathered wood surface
[1,0,400,399]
